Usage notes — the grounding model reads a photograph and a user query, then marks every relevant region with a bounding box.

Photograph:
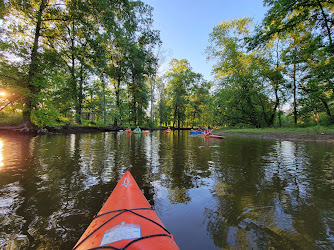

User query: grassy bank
[212,126,334,142]
[218,126,334,135]
[0,113,23,126]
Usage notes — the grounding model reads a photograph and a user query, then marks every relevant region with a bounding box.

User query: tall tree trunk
[90,91,94,122]
[114,74,121,126]
[69,21,80,124]
[24,0,48,125]
[159,100,163,128]
[278,106,282,127]
[316,0,333,46]
[77,63,84,124]
[293,61,297,125]
[132,75,137,126]
[102,77,106,125]
[174,104,178,130]
[150,77,154,127]
[319,95,334,123]
[268,43,281,127]
[268,87,279,126]
[159,83,165,128]
[134,98,137,126]
[258,94,269,126]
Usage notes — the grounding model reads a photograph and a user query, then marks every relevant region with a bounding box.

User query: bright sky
[142,0,268,81]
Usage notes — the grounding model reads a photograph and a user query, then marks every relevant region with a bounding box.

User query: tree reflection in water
[205,139,334,249]
[0,132,333,249]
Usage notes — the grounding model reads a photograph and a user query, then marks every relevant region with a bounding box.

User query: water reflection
[0,132,333,249]
[0,139,3,168]
[205,138,334,249]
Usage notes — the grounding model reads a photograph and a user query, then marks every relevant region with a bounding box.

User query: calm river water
[0,131,333,249]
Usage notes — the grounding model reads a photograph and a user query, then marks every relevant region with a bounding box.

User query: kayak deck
[74,169,179,250]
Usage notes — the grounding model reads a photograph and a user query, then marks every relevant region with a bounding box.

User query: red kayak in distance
[73,168,179,250]
[200,134,224,139]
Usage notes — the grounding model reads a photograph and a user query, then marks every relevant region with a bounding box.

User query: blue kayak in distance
[190,131,202,135]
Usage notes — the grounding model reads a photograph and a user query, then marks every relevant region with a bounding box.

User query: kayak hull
[74,171,179,250]
[204,134,224,139]
[190,131,202,135]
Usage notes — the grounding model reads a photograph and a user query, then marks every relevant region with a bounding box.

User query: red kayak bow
[73,169,179,250]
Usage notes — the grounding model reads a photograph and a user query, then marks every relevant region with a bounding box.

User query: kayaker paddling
[204,127,211,135]
[134,126,141,132]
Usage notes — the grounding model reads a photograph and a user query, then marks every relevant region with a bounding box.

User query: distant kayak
[164,130,171,133]
[126,129,131,133]
[132,130,142,134]
[74,168,179,250]
[190,131,202,135]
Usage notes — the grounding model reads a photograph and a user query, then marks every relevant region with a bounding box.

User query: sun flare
[0,92,5,97]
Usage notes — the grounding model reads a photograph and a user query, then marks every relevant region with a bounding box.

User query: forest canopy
[0,0,333,128]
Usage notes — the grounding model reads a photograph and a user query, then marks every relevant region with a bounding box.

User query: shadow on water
[0,131,333,249]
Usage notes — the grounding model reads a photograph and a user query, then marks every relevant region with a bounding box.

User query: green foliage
[31,101,60,127]
[164,59,201,128]
[1,0,333,129]
[248,0,334,126]
[186,81,212,127]
[0,112,23,126]
[207,18,282,128]
[0,0,160,128]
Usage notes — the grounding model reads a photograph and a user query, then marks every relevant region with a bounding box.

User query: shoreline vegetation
[215,128,334,143]
[1,122,333,142]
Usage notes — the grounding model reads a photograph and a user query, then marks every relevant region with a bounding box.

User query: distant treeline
[0,0,333,128]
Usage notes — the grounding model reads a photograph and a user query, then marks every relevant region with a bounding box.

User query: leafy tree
[249,0,334,125]
[249,0,333,50]
[164,59,201,129]
[281,26,313,125]
[124,2,160,126]
[259,36,287,127]
[156,77,170,127]
[187,79,211,127]
[207,17,280,128]
[1,0,160,128]
[0,0,61,126]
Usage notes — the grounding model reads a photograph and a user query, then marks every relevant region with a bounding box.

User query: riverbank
[1,123,334,142]
[0,123,189,135]
[214,127,334,142]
